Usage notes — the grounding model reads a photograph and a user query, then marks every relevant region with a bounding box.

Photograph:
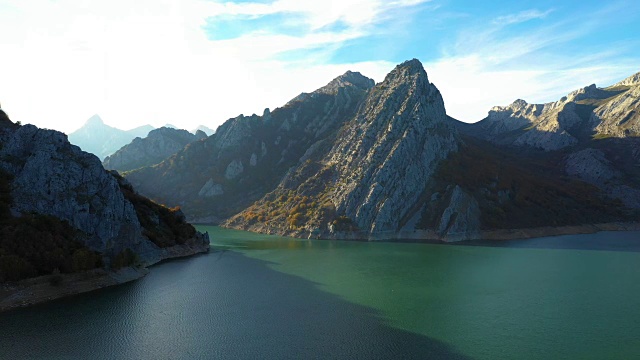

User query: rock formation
[0,116,209,274]
[125,70,375,223]
[103,127,207,172]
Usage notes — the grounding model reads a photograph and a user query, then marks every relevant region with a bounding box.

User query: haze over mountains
[120,60,639,241]
[103,127,207,172]
[67,116,216,160]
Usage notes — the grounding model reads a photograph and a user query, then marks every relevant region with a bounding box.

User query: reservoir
[1,226,640,359]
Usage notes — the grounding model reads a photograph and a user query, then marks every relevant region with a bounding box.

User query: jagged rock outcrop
[225,60,483,240]
[614,72,640,87]
[464,75,640,150]
[224,61,637,241]
[0,119,209,269]
[103,127,207,172]
[326,59,459,233]
[592,85,640,138]
[68,115,155,160]
[125,71,375,222]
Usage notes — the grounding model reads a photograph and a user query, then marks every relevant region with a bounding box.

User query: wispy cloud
[493,9,554,26]
[427,3,640,121]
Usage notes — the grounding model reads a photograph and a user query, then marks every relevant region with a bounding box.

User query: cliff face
[125,71,375,223]
[325,59,459,233]
[0,118,209,274]
[224,61,636,241]
[103,127,207,172]
[225,60,480,239]
[68,115,154,160]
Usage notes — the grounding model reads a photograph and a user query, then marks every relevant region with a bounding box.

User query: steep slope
[225,61,638,241]
[225,60,464,238]
[68,115,154,160]
[0,114,209,284]
[125,71,375,222]
[103,127,207,172]
[465,73,640,150]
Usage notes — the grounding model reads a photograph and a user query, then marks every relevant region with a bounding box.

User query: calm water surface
[1,227,640,359]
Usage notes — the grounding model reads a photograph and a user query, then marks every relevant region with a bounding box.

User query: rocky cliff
[122,62,638,242]
[0,114,209,283]
[465,73,640,151]
[103,127,207,172]
[68,115,155,160]
[456,71,640,209]
[125,71,375,223]
[225,60,468,239]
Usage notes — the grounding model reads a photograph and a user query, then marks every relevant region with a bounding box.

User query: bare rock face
[0,123,209,264]
[0,125,142,252]
[125,70,375,221]
[223,59,482,240]
[327,59,459,233]
[437,186,481,241]
[466,76,640,150]
[614,72,640,87]
[103,127,207,172]
[593,85,640,138]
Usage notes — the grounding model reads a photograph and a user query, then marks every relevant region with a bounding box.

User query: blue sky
[0,0,638,132]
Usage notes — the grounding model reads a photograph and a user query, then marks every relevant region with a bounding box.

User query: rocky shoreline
[224,222,640,243]
[0,242,209,313]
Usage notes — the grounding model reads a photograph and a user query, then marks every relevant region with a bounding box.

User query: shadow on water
[0,250,470,360]
[454,231,640,253]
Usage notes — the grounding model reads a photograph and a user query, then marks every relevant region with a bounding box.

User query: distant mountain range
[68,115,155,160]
[123,60,640,241]
[103,127,207,172]
[67,115,216,160]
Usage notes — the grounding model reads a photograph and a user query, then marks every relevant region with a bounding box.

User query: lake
[1,226,640,359]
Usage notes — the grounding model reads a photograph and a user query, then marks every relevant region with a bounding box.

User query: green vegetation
[111,248,138,270]
[424,136,631,230]
[112,172,196,247]
[0,169,103,282]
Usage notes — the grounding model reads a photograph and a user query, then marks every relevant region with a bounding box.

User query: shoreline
[0,243,210,314]
[221,221,640,243]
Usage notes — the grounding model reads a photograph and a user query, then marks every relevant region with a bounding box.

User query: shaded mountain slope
[0,114,208,283]
[103,127,207,172]
[125,71,375,223]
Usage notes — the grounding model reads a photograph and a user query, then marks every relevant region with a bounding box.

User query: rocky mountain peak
[315,70,375,95]
[84,114,105,127]
[383,58,429,84]
[614,71,640,87]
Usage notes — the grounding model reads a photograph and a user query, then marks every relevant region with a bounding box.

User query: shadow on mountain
[0,251,470,360]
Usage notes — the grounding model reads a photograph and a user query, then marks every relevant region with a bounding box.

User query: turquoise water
[1,227,640,359]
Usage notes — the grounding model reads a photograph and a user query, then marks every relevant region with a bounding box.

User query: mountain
[192,125,215,136]
[0,111,209,286]
[103,127,207,172]
[125,70,375,223]
[456,71,640,209]
[461,71,640,150]
[67,115,155,160]
[125,61,639,241]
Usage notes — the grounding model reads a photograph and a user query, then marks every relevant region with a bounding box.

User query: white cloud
[424,5,639,122]
[0,0,425,133]
[493,9,553,26]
